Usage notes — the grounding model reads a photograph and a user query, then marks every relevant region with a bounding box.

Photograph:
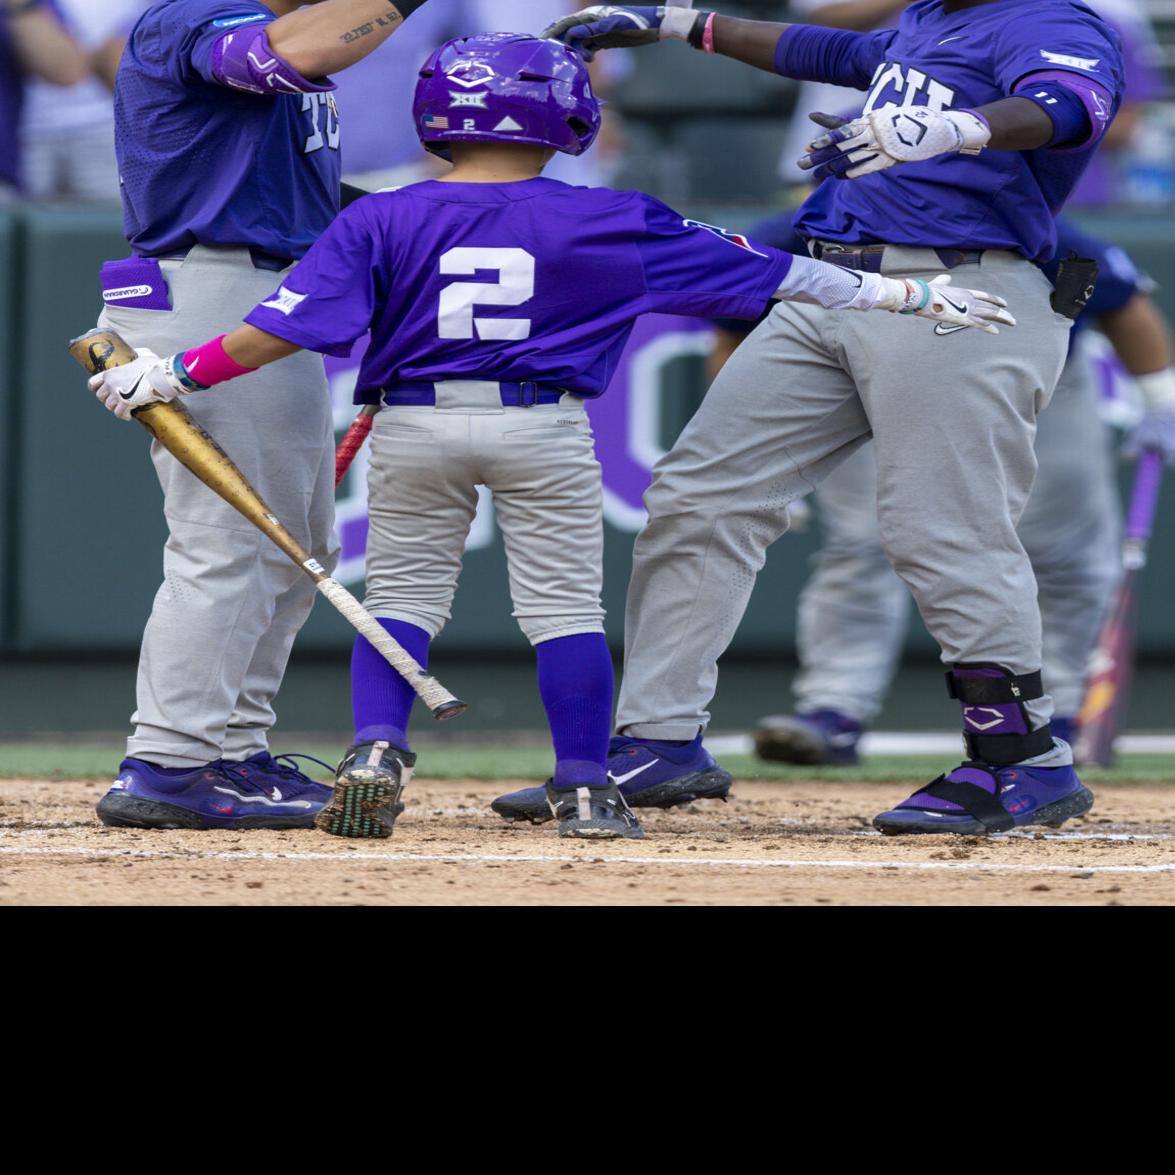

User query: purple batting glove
[542,6,667,60]
[797,112,878,182]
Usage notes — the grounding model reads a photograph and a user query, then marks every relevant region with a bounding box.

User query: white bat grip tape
[315,578,461,714]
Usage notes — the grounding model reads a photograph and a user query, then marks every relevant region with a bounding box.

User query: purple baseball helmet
[414,32,601,159]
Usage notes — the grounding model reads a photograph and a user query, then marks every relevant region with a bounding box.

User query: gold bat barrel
[68,328,466,720]
[68,330,315,577]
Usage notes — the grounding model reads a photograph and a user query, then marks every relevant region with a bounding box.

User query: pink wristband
[703,11,717,53]
[181,335,258,387]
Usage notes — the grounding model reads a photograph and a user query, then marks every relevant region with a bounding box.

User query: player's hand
[88,349,191,421]
[877,275,1015,335]
[1123,407,1175,467]
[542,6,702,60]
[799,107,991,181]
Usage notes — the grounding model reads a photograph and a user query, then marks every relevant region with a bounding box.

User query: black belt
[382,381,576,407]
[151,245,296,272]
[809,240,985,272]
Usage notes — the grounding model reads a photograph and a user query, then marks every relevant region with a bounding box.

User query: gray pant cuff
[618,722,703,742]
[124,744,218,770]
[221,734,270,762]
[365,608,447,639]
[529,623,607,646]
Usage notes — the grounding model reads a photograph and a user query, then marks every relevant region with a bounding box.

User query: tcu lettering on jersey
[862,63,957,116]
[302,93,341,155]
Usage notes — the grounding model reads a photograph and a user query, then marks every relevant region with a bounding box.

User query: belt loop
[518,380,537,408]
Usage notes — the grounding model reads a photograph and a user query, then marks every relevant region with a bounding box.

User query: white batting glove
[800,108,992,181]
[88,349,193,421]
[1124,405,1175,467]
[871,274,1016,335]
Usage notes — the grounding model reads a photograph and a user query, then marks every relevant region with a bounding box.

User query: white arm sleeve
[773,253,894,312]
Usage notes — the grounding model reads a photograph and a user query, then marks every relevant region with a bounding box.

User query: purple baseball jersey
[116,0,342,259]
[245,178,791,403]
[0,8,25,190]
[782,0,1125,263]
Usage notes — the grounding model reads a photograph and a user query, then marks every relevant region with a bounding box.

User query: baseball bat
[69,328,466,721]
[1075,449,1165,766]
[335,404,379,489]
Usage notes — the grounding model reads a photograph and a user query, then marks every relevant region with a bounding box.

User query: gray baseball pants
[790,347,1121,722]
[362,385,605,644]
[99,247,338,768]
[615,248,1071,744]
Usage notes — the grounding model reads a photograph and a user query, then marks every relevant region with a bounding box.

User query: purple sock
[351,619,431,751]
[536,633,614,788]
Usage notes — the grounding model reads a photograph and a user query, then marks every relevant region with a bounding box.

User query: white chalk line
[1,844,1173,875]
[3,827,1172,845]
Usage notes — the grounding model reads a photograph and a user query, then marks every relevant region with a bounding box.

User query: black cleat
[316,740,416,840]
[545,779,645,840]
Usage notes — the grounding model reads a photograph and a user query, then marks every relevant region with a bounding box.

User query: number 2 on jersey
[438,248,535,340]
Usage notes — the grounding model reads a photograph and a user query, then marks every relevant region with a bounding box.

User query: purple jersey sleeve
[773,23,897,88]
[992,7,1123,102]
[635,196,792,320]
[245,203,380,357]
[190,11,333,95]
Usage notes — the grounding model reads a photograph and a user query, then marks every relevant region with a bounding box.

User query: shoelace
[218,753,334,792]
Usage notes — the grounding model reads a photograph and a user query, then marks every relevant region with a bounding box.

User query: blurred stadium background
[1,0,1173,755]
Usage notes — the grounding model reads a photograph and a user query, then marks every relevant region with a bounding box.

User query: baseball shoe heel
[546,780,645,840]
[752,710,864,766]
[874,762,1094,836]
[490,735,733,824]
[96,758,325,830]
[316,740,416,839]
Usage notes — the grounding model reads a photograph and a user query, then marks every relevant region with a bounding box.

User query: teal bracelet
[899,279,931,315]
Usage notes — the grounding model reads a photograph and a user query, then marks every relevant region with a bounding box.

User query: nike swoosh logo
[934,323,970,336]
[610,760,657,787]
[119,374,148,401]
[938,36,964,45]
[939,291,969,316]
[212,786,312,809]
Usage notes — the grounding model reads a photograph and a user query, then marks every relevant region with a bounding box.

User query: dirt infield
[1,776,1173,905]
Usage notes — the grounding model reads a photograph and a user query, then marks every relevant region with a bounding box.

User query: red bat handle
[335,407,378,489]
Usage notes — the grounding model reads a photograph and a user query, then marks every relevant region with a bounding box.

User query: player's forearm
[222,326,303,371]
[1099,295,1175,381]
[267,0,426,79]
[90,33,127,91]
[972,96,1056,151]
[9,5,89,86]
[708,16,791,75]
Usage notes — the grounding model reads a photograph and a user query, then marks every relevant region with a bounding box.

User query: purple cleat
[752,708,864,766]
[491,734,732,824]
[96,754,332,830]
[873,761,1094,835]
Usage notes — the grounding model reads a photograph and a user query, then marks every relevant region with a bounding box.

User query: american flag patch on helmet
[425,115,450,130]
